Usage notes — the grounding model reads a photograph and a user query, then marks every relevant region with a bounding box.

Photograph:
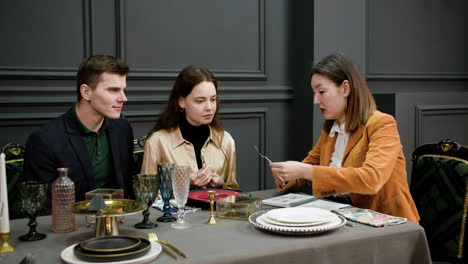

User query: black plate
[80,236,141,254]
[74,237,151,262]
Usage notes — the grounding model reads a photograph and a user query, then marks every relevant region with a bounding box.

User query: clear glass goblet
[171,165,191,229]
[18,181,48,241]
[157,163,176,222]
[133,174,159,229]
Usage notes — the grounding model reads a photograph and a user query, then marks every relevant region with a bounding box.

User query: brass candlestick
[0,232,15,253]
[205,191,218,225]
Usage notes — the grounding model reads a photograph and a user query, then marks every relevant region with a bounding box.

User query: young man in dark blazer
[23,55,135,212]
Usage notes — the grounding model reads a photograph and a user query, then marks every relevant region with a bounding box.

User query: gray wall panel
[367,0,468,79]
[314,0,367,72]
[121,0,266,79]
[395,92,468,178]
[415,104,468,147]
[0,0,90,76]
[91,0,117,56]
[313,0,367,143]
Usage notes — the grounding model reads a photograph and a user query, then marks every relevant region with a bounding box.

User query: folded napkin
[332,206,407,227]
[152,199,201,215]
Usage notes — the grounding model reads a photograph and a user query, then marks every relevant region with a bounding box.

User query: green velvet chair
[133,135,147,174]
[2,143,25,219]
[410,139,468,263]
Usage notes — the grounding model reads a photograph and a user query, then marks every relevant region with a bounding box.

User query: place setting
[61,164,191,263]
[60,235,162,264]
[249,207,346,235]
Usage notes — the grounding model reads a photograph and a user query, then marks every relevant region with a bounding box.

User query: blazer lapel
[321,134,337,166]
[107,122,123,187]
[342,126,365,162]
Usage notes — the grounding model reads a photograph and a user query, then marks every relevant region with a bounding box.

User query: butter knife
[161,245,178,260]
[159,240,187,258]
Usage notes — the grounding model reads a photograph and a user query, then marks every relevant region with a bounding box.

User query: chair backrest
[410,139,468,262]
[1,143,26,219]
[133,135,147,174]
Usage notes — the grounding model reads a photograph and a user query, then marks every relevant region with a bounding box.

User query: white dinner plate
[250,210,346,235]
[61,241,162,264]
[262,214,336,227]
[265,207,336,224]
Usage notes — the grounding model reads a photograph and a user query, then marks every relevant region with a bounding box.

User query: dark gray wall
[1,0,467,189]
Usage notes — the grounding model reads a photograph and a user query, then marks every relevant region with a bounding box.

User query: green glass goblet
[133,174,159,229]
[18,181,48,241]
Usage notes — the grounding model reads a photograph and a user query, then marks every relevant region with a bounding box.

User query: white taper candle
[0,153,10,233]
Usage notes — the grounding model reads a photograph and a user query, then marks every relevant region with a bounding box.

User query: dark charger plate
[74,237,151,262]
[80,236,141,254]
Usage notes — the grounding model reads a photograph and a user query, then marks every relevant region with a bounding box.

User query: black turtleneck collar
[179,117,210,169]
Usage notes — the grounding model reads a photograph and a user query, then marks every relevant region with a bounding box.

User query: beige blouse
[140,126,239,189]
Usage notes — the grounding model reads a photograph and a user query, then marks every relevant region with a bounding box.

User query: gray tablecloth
[0,189,431,264]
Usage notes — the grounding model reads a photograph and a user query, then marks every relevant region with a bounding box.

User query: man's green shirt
[72,105,114,188]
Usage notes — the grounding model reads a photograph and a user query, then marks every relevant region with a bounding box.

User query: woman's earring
[180,107,185,112]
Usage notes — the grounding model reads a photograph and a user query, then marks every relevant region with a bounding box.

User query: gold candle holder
[0,232,15,253]
[205,191,218,225]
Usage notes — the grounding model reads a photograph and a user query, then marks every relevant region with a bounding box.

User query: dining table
[0,189,432,264]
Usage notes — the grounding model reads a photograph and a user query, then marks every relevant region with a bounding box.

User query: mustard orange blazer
[278,111,420,222]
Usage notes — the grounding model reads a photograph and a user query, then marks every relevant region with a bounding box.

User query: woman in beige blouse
[141,65,239,189]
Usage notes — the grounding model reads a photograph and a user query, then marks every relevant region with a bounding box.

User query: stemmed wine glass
[171,165,191,229]
[18,181,48,241]
[157,163,176,222]
[133,174,159,229]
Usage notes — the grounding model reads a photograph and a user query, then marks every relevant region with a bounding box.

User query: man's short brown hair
[76,55,129,101]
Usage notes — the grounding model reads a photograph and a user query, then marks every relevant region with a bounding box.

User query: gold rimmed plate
[73,237,151,262]
[80,236,141,254]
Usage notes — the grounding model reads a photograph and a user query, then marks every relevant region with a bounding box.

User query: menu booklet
[262,193,317,207]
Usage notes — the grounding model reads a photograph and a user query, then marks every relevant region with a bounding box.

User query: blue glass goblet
[157,163,176,222]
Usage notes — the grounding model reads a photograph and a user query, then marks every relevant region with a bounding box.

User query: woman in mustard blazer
[270,53,419,222]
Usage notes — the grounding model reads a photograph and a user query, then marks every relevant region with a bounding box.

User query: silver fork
[253,145,272,163]
[254,145,285,186]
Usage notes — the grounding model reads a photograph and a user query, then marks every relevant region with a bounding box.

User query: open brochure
[332,207,407,227]
[262,193,317,207]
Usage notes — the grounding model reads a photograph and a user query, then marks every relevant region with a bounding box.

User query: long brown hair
[311,53,376,133]
[148,65,224,140]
